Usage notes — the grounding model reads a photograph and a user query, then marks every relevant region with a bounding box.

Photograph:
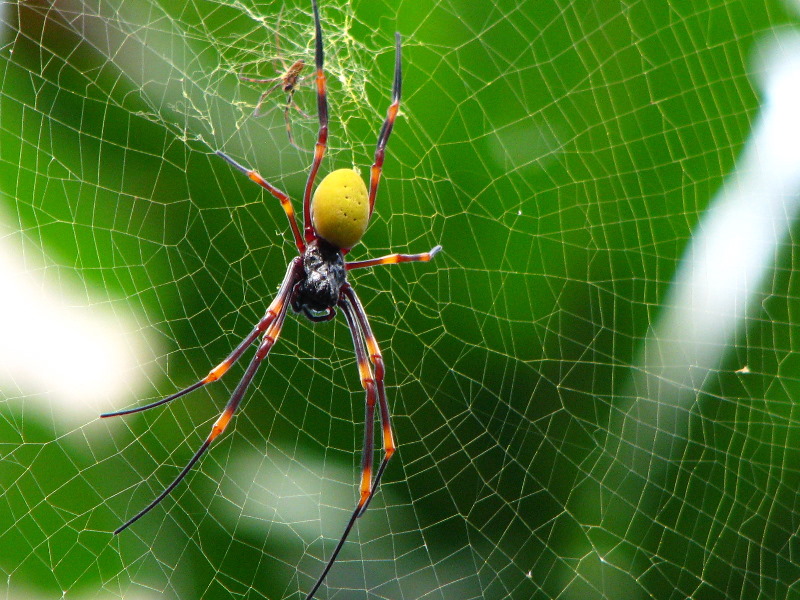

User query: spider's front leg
[302,0,329,243]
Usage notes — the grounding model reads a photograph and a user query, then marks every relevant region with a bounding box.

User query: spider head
[311,168,370,251]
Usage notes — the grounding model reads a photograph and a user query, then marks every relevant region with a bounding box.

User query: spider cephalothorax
[292,237,346,320]
[101,2,441,599]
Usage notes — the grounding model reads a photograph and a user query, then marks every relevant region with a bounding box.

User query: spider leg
[272,4,291,74]
[216,151,306,253]
[239,75,282,84]
[368,33,402,217]
[113,282,294,535]
[289,88,311,119]
[346,245,442,271]
[304,286,395,599]
[101,259,301,419]
[303,0,328,243]
[342,286,394,515]
[284,89,312,153]
[252,81,284,117]
[304,293,379,599]
[343,297,380,502]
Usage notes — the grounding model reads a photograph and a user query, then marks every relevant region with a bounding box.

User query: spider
[101,1,441,598]
[239,7,310,151]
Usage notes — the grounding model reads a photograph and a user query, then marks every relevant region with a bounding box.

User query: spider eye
[311,168,370,250]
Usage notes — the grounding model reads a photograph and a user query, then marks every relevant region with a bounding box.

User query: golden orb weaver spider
[239,6,311,152]
[101,1,441,598]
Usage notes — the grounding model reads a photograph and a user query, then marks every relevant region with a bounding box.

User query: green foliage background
[3,0,800,598]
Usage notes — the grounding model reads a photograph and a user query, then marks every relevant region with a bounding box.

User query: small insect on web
[100,1,442,598]
[239,6,311,152]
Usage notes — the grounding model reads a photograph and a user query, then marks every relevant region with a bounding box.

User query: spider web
[3,0,800,598]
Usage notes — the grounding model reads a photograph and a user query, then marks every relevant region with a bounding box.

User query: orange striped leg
[113,290,292,535]
[216,151,305,254]
[303,0,329,243]
[305,294,379,600]
[101,258,300,418]
[342,285,394,516]
[343,295,378,509]
[367,33,402,217]
[346,245,442,271]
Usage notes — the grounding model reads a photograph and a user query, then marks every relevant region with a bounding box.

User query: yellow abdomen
[311,169,370,250]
